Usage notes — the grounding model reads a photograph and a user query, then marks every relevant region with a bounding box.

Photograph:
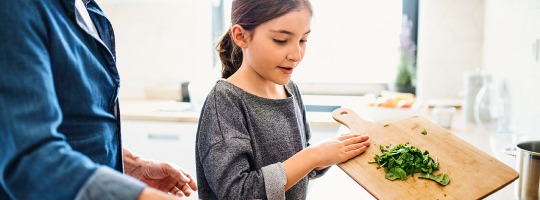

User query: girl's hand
[311,133,370,167]
[282,133,370,190]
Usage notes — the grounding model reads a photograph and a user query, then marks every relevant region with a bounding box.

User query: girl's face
[238,7,312,85]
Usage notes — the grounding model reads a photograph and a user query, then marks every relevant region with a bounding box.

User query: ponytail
[217,29,243,79]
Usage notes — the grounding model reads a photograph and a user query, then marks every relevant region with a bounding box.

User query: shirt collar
[58,0,94,17]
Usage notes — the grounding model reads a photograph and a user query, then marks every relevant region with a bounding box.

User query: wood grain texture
[332,108,519,199]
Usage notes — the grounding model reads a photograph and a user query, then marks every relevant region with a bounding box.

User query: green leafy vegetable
[383,123,390,127]
[421,129,428,135]
[370,143,450,186]
[419,173,450,185]
[386,167,407,180]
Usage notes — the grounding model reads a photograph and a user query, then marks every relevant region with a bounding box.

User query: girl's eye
[273,39,287,44]
[300,39,308,44]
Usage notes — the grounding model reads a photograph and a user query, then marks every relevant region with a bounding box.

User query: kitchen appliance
[510,140,540,200]
[180,81,190,102]
[332,108,518,199]
[463,70,491,122]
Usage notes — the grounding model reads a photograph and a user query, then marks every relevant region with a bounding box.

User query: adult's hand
[123,149,197,197]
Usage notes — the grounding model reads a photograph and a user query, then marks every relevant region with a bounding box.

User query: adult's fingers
[170,187,185,197]
[180,184,192,197]
[174,168,197,191]
[185,171,198,191]
[163,163,190,183]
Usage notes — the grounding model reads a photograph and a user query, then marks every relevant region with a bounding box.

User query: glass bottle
[474,76,497,130]
[495,79,511,134]
[474,77,513,133]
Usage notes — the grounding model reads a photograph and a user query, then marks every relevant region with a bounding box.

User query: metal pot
[513,140,540,200]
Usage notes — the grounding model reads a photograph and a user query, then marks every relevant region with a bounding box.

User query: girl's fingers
[337,146,369,163]
[341,134,369,145]
[338,133,354,140]
[343,141,371,152]
[338,133,364,141]
[352,146,369,155]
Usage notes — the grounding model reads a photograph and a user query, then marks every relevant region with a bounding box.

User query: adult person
[0,0,196,199]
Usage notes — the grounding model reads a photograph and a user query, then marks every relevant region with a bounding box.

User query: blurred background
[100,0,540,133]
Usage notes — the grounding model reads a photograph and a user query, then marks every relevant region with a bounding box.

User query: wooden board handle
[332,108,373,132]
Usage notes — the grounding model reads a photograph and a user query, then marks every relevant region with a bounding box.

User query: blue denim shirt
[1,0,145,199]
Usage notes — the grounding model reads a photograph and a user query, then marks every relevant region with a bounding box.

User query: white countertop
[119,95,366,128]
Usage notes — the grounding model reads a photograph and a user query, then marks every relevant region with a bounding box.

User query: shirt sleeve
[75,167,146,200]
[0,1,144,199]
[197,88,287,199]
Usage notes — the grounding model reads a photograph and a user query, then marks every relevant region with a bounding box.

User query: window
[218,1,403,84]
[215,1,414,95]
[297,1,403,84]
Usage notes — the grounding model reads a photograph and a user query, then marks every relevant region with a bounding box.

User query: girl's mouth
[278,66,294,74]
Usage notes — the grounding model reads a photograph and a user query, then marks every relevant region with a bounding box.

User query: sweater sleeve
[261,163,287,200]
[196,87,287,200]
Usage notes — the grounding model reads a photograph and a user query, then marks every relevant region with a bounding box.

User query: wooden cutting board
[332,108,519,199]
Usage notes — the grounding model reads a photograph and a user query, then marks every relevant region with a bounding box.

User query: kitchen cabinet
[121,120,199,182]
[120,119,339,176]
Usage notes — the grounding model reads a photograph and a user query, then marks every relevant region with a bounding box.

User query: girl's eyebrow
[270,29,311,35]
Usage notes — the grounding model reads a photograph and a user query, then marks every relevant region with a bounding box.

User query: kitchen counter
[120,95,366,128]
[120,99,339,128]
[119,97,535,199]
[120,99,200,122]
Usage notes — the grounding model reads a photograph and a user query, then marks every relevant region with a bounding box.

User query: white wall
[482,0,540,133]
[417,0,540,133]
[99,0,214,99]
[416,0,485,100]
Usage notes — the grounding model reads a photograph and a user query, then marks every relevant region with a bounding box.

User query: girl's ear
[231,24,249,48]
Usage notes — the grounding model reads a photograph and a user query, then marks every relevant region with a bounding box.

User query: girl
[195,0,371,199]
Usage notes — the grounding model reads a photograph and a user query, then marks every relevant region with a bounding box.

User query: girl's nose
[287,45,302,64]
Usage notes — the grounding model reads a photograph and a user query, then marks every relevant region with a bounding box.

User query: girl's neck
[226,66,287,99]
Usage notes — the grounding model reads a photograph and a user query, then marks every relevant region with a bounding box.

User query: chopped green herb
[419,173,450,185]
[421,129,428,135]
[383,123,390,127]
[370,143,450,186]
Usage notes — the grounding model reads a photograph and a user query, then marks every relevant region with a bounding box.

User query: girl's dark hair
[217,0,313,78]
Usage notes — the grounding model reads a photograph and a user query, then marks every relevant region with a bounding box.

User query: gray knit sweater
[195,80,325,200]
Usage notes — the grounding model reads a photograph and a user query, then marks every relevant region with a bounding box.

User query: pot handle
[504,146,517,157]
